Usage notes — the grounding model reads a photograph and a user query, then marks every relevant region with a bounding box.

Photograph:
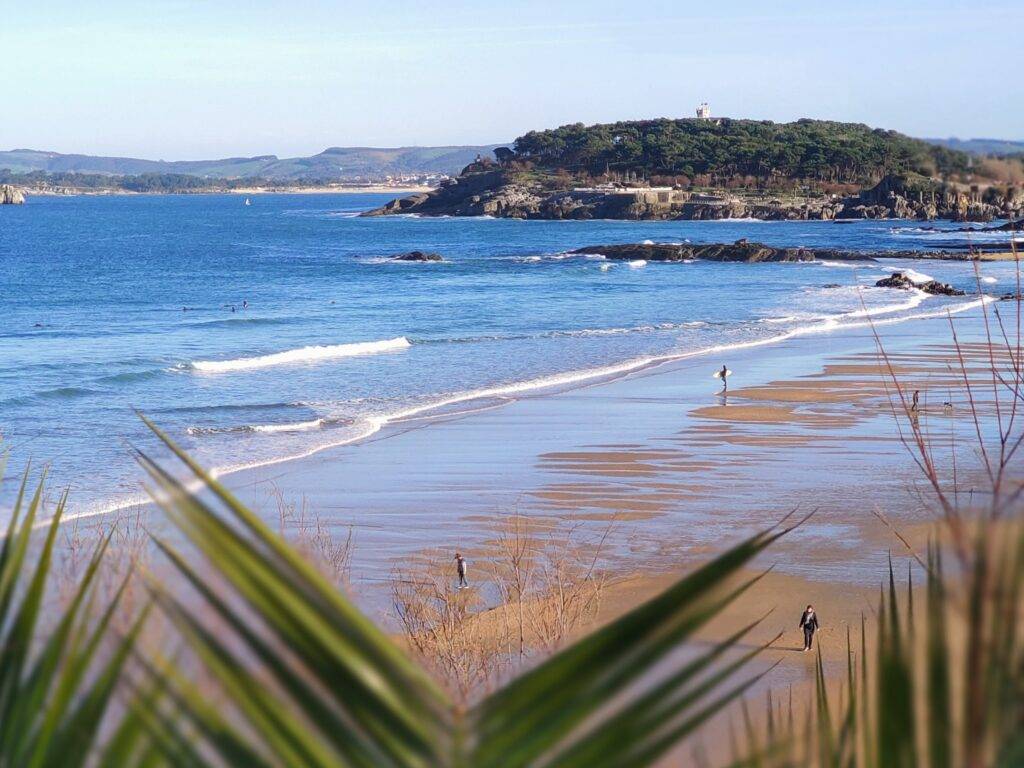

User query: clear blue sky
[3,1,1021,159]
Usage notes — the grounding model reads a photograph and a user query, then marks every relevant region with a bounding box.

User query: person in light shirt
[454,552,469,589]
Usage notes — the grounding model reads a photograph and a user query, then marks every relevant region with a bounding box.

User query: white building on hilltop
[696,102,711,119]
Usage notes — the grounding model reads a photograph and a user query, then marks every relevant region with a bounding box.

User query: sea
[1,193,1019,521]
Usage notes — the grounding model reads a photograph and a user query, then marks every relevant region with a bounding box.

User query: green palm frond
[0,468,143,768]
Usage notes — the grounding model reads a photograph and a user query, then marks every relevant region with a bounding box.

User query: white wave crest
[191,337,411,373]
[628,260,647,268]
[819,260,870,268]
[901,269,934,286]
[252,419,325,433]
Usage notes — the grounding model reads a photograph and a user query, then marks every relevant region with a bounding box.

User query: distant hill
[510,118,973,185]
[923,137,1024,157]
[0,145,507,181]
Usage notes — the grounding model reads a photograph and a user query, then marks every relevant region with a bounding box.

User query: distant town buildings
[696,102,712,120]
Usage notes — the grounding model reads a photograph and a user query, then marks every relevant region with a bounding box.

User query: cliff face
[362,165,1023,223]
[362,169,845,221]
[0,185,26,205]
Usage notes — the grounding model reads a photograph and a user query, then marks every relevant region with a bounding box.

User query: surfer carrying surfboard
[716,364,731,391]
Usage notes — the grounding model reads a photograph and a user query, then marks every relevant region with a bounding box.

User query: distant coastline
[18,184,433,197]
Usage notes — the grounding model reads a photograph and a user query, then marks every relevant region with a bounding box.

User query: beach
[221,297,1006,648]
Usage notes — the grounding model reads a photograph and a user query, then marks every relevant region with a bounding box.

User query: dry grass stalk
[392,515,616,704]
[269,484,354,588]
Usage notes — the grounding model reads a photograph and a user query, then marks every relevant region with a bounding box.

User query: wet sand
[226,305,1009,601]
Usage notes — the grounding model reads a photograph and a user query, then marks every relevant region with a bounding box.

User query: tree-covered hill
[510,118,973,185]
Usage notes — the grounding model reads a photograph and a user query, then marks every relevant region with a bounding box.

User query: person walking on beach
[911,389,920,412]
[454,552,469,589]
[799,604,819,651]
[719,364,729,392]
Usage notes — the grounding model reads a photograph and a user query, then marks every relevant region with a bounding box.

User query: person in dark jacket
[799,605,819,651]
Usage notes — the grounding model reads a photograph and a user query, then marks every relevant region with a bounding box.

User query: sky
[2,0,1022,160]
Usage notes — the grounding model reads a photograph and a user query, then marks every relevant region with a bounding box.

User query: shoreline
[17,185,434,198]
[219,300,1000,594]
[57,290,996,528]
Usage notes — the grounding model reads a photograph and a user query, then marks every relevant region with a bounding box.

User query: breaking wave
[189,337,411,373]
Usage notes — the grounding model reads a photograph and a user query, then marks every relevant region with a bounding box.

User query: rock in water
[571,241,823,263]
[875,271,964,296]
[390,251,444,262]
[0,185,26,205]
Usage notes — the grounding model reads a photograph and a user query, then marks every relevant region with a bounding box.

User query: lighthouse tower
[696,102,711,120]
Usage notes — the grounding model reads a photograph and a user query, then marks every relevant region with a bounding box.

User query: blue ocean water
[0,193,1018,519]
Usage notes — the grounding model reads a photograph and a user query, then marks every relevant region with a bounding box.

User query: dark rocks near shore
[390,250,444,262]
[570,240,864,263]
[978,220,1022,232]
[875,271,964,296]
[565,239,1001,267]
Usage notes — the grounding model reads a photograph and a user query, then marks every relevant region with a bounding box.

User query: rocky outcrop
[362,163,538,218]
[568,240,1002,265]
[838,174,1022,222]
[875,271,964,296]
[390,251,444,262]
[364,166,1023,223]
[0,185,25,205]
[573,240,847,263]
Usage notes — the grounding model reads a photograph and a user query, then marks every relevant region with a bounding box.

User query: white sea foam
[252,419,325,433]
[760,287,930,325]
[599,263,613,271]
[820,260,870,268]
[628,260,647,268]
[190,337,411,373]
[901,269,934,286]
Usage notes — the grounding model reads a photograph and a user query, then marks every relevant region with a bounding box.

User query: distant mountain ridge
[923,137,1024,156]
[0,145,507,181]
